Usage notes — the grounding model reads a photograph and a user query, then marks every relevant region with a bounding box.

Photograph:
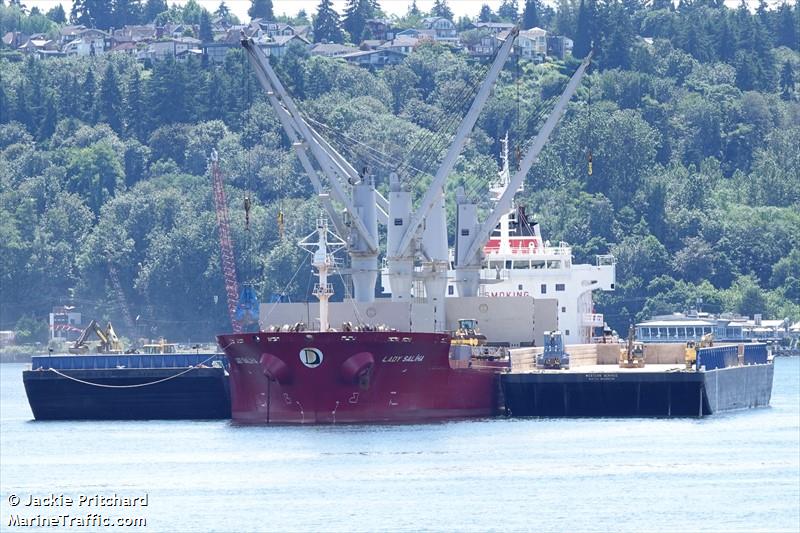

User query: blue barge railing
[30,353,227,371]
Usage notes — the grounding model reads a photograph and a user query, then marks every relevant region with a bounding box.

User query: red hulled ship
[217,330,498,424]
[218,219,500,424]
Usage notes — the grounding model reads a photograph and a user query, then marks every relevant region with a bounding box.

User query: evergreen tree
[0,75,7,124]
[479,4,496,23]
[113,0,142,27]
[431,0,454,20]
[70,0,90,25]
[408,0,421,17]
[735,50,758,90]
[199,9,213,42]
[215,1,230,20]
[682,13,713,62]
[314,0,343,43]
[38,95,57,141]
[14,81,30,130]
[601,2,632,69]
[554,0,575,36]
[100,64,122,132]
[716,13,736,63]
[85,0,113,29]
[498,0,518,22]
[125,68,146,141]
[780,60,795,99]
[573,0,592,58]
[46,4,67,24]
[82,69,97,123]
[522,0,540,29]
[248,0,274,20]
[752,17,776,90]
[143,0,167,23]
[295,9,310,24]
[776,2,799,50]
[343,0,374,43]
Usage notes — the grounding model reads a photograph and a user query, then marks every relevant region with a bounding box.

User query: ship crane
[240,36,386,303]
[454,53,594,297]
[386,26,520,330]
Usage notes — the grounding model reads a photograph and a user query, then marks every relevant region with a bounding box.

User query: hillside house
[420,17,458,41]
[2,31,29,49]
[64,30,108,56]
[309,42,358,57]
[260,34,310,57]
[249,20,297,39]
[517,27,547,59]
[468,21,514,34]
[59,25,86,45]
[341,48,406,67]
[113,25,156,43]
[378,36,423,55]
[365,19,395,41]
[547,35,573,59]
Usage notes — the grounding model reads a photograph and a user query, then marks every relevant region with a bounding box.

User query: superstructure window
[514,260,528,269]
[461,229,469,236]
[448,285,454,295]
[394,218,403,226]
[540,284,546,294]
[555,283,565,291]
[518,284,523,290]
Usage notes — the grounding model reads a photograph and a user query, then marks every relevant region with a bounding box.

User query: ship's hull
[218,331,499,424]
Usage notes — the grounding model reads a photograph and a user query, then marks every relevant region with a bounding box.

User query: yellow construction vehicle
[619,325,646,368]
[69,320,124,354]
[451,319,487,346]
[685,333,713,369]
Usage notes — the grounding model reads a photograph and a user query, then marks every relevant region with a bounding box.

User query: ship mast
[455,53,594,297]
[299,208,346,332]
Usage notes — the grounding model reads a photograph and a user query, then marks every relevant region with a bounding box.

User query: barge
[501,342,773,417]
[23,352,230,420]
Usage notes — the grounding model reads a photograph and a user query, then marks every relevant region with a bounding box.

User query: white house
[420,17,458,41]
[518,27,548,59]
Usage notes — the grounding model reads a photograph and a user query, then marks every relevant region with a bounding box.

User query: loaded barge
[23,351,230,420]
[501,340,773,417]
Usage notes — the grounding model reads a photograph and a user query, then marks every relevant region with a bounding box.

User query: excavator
[685,333,713,369]
[619,325,646,368]
[451,319,488,346]
[69,320,124,354]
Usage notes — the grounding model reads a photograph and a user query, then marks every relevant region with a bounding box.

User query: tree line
[0,1,798,343]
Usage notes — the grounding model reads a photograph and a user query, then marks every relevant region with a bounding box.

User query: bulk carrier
[218,30,619,424]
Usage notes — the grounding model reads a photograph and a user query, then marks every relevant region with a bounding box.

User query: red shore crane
[210,151,242,333]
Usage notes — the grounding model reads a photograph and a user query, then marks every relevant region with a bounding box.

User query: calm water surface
[1,358,798,532]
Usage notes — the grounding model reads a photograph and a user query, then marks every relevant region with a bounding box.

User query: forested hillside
[1,1,798,342]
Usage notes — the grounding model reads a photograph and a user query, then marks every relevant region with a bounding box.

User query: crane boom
[395,27,519,256]
[240,37,377,254]
[210,153,242,333]
[460,53,593,267]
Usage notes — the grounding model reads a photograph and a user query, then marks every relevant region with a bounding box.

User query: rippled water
[2,358,798,532]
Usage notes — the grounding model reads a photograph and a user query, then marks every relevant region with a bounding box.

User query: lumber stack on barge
[23,353,230,420]
[501,342,773,417]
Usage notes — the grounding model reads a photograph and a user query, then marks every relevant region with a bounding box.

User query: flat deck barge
[502,343,773,417]
[23,353,230,420]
